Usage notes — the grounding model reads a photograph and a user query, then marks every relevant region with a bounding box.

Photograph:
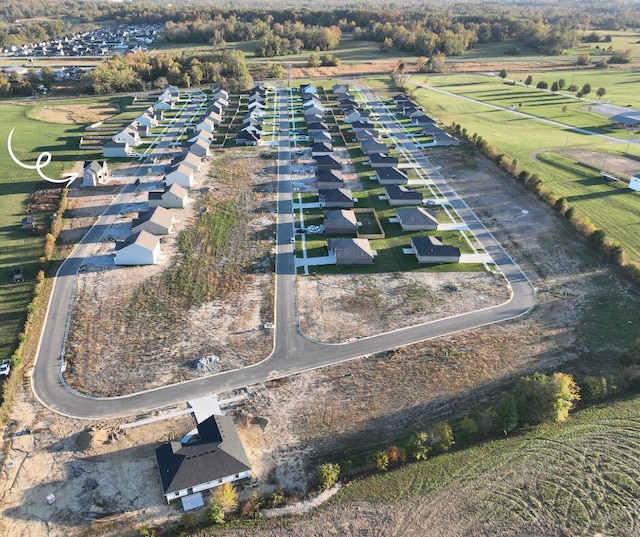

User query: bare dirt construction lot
[62,148,276,397]
[0,138,632,537]
[31,103,121,125]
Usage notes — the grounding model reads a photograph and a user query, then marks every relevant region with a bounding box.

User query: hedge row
[451,124,640,285]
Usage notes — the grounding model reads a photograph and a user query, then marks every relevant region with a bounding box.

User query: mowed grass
[337,395,640,535]
[0,103,84,362]
[402,74,640,262]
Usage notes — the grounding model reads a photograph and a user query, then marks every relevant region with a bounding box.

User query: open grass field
[334,394,640,535]
[0,96,134,368]
[376,72,640,262]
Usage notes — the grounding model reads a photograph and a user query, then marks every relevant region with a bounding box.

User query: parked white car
[0,359,11,376]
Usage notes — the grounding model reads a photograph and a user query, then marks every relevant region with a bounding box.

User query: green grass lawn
[335,394,640,535]
[397,73,640,262]
[0,103,85,362]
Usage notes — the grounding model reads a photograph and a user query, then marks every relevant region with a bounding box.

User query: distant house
[385,185,423,206]
[314,154,342,170]
[323,209,358,235]
[235,129,261,146]
[208,102,223,117]
[376,167,409,185]
[396,207,438,231]
[350,121,376,133]
[360,138,389,155]
[113,126,140,147]
[179,152,202,173]
[355,129,379,142]
[332,83,350,94]
[301,84,318,95]
[369,153,398,168]
[311,142,334,157]
[630,174,640,191]
[155,414,251,504]
[190,138,211,158]
[136,108,158,129]
[344,108,369,124]
[154,98,174,111]
[327,238,374,265]
[412,113,436,126]
[214,88,229,101]
[304,110,324,123]
[82,160,109,187]
[114,230,161,265]
[103,140,130,158]
[132,206,175,235]
[197,117,216,134]
[165,162,195,188]
[148,183,188,209]
[307,121,329,135]
[164,84,180,100]
[318,188,355,208]
[316,168,345,189]
[311,130,332,144]
[411,236,460,264]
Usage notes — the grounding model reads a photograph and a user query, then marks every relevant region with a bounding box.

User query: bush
[316,462,340,490]
[408,431,430,461]
[385,445,406,465]
[206,503,225,525]
[430,422,455,453]
[213,482,238,513]
[373,450,389,471]
[581,376,616,403]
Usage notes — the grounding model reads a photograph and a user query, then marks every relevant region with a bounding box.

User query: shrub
[408,431,430,461]
[206,503,225,525]
[581,376,616,403]
[266,486,285,508]
[430,422,455,453]
[213,482,238,513]
[316,462,340,490]
[385,445,406,465]
[536,81,548,90]
[373,450,389,471]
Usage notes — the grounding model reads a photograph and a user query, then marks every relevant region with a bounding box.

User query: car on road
[0,359,11,377]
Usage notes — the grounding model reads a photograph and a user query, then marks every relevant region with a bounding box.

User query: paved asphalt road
[31,87,536,420]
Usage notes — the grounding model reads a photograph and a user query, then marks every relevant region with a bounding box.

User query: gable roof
[377,167,409,182]
[324,209,358,227]
[411,236,461,258]
[314,154,342,168]
[327,238,374,263]
[155,415,251,496]
[318,188,354,203]
[369,152,398,165]
[132,206,174,230]
[385,185,422,201]
[316,168,343,184]
[397,207,438,227]
[83,160,107,172]
[116,229,159,251]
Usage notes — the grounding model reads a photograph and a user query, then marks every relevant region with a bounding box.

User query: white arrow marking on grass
[7,128,78,186]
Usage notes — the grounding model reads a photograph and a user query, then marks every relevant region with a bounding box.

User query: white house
[165,162,195,188]
[155,414,251,503]
[190,138,211,159]
[148,183,188,209]
[132,206,175,235]
[214,88,229,101]
[82,160,109,187]
[196,117,216,134]
[155,98,174,111]
[179,152,202,173]
[135,108,158,129]
[113,126,141,147]
[103,141,131,158]
[114,230,161,265]
[629,174,640,191]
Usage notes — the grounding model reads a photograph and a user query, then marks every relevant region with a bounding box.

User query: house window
[235,474,240,478]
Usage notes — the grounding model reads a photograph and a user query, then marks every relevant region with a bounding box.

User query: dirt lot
[32,104,120,125]
[0,138,630,536]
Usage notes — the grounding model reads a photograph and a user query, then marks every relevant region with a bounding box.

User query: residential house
[208,102,223,117]
[396,207,438,231]
[300,83,318,96]
[132,206,175,235]
[376,167,409,185]
[630,174,640,191]
[332,83,350,94]
[316,169,345,189]
[178,152,202,173]
[307,121,329,135]
[360,138,389,155]
[103,140,131,158]
[154,98,174,111]
[311,142,334,156]
[369,153,399,168]
[235,129,261,146]
[411,236,460,264]
[82,160,109,187]
[412,113,436,126]
[114,230,161,265]
[164,84,180,100]
[113,126,140,147]
[190,138,211,158]
[311,130,332,144]
[165,162,195,188]
[214,88,229,101]
[384,185,423,206]
[148,183,188,209]
[323,209,358,235]
[327,238,374,265]
[344,107,370,124]
[314,154,342,170]
[355,129,379,142]
[155,414,251,504]
[318,188,355,208]
[135,107,158,129]
[350,120,376,133]
[304,110,324,123]
[197,117,216,134]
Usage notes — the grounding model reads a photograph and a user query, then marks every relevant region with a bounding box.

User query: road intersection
[31,86,536,420]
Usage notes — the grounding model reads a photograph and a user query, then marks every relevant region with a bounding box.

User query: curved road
[31,87,536,420]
